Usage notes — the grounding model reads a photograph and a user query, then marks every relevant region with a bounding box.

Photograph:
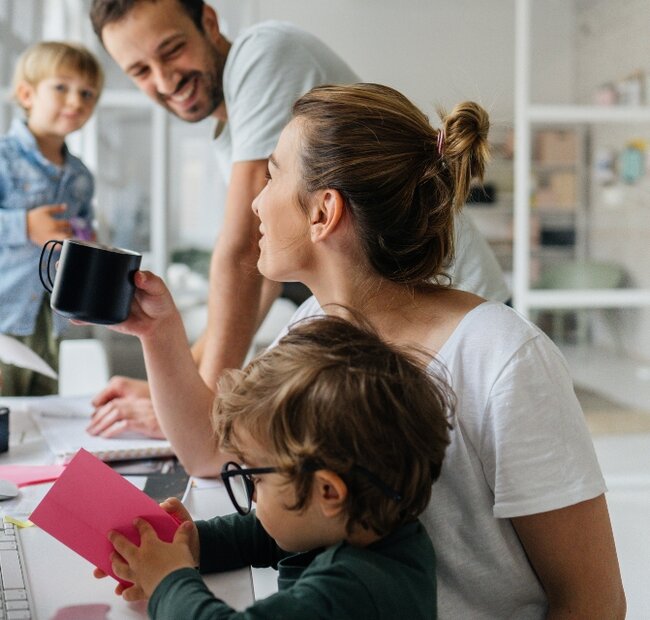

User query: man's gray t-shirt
[214,20,359,177]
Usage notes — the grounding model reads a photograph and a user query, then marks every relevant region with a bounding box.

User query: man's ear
[313,470,348,518]
[15,81,34,112]
[309,189,345,243]
[202,3,222,45]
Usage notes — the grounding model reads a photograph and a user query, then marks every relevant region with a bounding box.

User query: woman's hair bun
[439,101,490,208]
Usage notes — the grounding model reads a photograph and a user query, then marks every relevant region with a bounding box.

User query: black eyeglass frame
[221,462,278,515]
[221,459,403,516]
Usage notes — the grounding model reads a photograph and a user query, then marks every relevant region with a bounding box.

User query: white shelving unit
[513,0,650,317]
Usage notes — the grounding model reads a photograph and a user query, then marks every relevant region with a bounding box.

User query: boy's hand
[92,566,147,601]
[108,518,196,600]
[160,498,200,566]
[26,204,71,245]
[93,498,198,600]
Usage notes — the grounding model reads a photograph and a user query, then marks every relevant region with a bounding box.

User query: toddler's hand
[160,498,200,566]
[26,204,71,246]
[108,518,196,599]
[92,567,146,601]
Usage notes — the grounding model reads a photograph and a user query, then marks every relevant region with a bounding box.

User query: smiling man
[99,0,226,122]
[87,0,509,475]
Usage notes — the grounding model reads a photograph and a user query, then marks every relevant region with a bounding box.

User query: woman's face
[252,119,313,283]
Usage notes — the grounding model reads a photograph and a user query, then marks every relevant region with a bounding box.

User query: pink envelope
[30,449,181,585]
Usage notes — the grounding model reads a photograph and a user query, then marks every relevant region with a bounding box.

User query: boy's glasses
[221,460,402,516]
[221,462,278,515]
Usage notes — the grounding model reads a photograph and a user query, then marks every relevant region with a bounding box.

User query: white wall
[256,0,517,123]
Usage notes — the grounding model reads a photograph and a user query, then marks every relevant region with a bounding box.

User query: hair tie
[436,127,446,156]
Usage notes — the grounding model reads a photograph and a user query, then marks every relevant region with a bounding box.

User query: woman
[109,83,625,618]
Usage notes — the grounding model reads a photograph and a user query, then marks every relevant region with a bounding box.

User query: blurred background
[2,0,650,412]
[1,1,650,615]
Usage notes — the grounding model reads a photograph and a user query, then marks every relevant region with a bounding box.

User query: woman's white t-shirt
[274,298,605,619]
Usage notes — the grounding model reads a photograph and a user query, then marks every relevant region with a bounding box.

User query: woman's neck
[309,266,428,337]
[305,256,482,350]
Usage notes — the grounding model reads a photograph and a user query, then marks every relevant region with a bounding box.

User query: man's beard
[160,50,224,123]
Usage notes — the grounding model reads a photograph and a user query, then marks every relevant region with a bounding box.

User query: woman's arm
[105,271,223,477]
[511,494,626,619]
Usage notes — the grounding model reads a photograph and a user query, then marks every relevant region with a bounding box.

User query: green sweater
[148,512,437,619]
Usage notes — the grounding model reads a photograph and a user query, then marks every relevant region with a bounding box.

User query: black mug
[39,239,142,325]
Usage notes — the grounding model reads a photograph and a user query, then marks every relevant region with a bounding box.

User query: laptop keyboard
[0,521,33,619]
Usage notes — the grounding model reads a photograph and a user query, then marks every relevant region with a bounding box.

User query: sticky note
[30,449,180,584]
[0,464,66,487]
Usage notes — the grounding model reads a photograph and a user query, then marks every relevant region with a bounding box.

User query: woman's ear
[312,470,348,518]
[15,81,34,112]
[309,189,345,243]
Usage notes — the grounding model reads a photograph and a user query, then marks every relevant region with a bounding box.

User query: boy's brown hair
[12,41,104,110]
[214,314,454,536]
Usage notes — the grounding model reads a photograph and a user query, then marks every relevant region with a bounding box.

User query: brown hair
[292,83,490,287]
[214,314,453,536]
[90,0,205,42]
[12,41,104,107]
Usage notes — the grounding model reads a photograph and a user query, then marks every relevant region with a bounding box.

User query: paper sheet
[29,395,94,419]
[32,409,174,463]
[0,464,66,487]
[29,449,181,584]
[0,333,58,379]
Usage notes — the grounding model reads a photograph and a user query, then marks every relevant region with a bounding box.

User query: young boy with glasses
[104,315,453,619]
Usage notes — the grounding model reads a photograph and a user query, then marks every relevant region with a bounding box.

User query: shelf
[525,288,650,309]
[533,245,574,254]
[528,105,650,124]
[533,162,579,172]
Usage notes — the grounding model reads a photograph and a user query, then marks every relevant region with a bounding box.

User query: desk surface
[0,396,255,619]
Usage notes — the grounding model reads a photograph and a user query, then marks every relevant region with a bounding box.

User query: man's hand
[93,376,151,407]
[89,377,163,438]
[26,204,71,246]
[87,397,164,439]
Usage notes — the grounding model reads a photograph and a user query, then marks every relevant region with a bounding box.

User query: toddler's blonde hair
[12,41,104,110]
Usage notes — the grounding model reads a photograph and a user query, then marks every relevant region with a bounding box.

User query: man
[88,0,509,465]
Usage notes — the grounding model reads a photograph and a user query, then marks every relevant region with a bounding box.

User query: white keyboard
[0,521,34,619]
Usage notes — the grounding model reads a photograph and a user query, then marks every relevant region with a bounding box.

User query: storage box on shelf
[530,126,588,285]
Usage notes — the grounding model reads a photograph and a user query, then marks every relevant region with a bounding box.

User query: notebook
[29,395,174,463]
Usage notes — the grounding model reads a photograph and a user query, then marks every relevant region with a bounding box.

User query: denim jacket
[0,118,95,335]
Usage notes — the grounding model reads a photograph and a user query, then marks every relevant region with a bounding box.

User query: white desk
[0,396,255,619]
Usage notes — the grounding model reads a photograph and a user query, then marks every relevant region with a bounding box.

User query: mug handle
[39,240,63,294]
